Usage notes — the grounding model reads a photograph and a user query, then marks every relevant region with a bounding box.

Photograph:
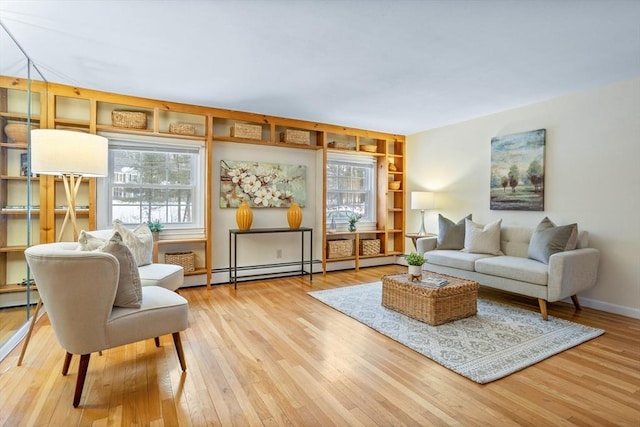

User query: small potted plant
[405,252,426,279]
[148,220,164,241]
[345,211,362,232]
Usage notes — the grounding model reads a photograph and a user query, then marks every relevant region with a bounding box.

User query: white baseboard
[571,296,640,320]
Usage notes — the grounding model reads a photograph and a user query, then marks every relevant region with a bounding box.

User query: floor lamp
[30,129,108,241]
[17,129,108,366]
[411,191,435,236]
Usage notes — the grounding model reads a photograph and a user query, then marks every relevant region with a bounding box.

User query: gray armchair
[25,242,189,407]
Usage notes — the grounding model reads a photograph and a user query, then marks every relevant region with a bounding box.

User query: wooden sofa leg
[62,352,73,376]
[538,298,548,321]
[571,295,582,311]
[73,353,91,408]
[154,337,161,347]
[172,332,187,372]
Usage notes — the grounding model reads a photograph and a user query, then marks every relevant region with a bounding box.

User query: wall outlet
[276,249,282,258]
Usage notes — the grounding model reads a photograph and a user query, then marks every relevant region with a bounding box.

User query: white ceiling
[1,0,639,135]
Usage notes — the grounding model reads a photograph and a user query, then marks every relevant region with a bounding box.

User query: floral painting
[490,129,545,211]
[220,160,306,208]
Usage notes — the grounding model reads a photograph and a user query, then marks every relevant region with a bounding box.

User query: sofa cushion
[426,249,494,272]
[527,217,578,264]
[138,263,184,292]
[475,256,548,286]
[437,214,472,249]
[100,232,143,308]
[463,219,503,255]
[113,220,154,267]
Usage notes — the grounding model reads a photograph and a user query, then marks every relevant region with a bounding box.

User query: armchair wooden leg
[154,337,161,347]
[172,332,187,372]
[62,352,73,376]
[73,354,91,408]
[538,298,548,321]
[571,295,582,311]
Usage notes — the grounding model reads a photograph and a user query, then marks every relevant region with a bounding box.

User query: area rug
[308,282,604,384]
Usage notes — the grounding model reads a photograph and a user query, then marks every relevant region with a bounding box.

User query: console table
[229,227,313,289]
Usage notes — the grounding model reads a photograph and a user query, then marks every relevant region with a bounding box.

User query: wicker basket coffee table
[381,272,479,326]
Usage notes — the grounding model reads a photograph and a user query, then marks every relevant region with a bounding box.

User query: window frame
[325,153,377,226]
[97,132,205,233]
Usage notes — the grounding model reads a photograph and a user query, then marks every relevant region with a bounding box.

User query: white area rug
[308,282,604,384]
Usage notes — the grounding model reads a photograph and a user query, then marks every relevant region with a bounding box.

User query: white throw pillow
[77,230,109,251]
[112,220,154,267]
[463,219,503,255]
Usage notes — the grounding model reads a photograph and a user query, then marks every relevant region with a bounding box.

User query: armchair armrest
[416,236,438,254]
[547,248,600,301]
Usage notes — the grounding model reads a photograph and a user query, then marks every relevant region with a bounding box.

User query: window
[326,153,377,225]
[102,134,204,229]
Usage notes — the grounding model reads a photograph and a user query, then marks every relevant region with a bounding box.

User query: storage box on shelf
[111,110,147,129]
[230,123,262,140]
[280,129,310,145]
[327,239,354,259]
[359,238,381,256]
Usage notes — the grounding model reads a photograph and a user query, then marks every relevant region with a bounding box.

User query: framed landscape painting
[219,160,306,208]
[490,129,545,211]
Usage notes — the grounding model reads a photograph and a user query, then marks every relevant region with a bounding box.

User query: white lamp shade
[31,129,108,177]
[411,191,435,210]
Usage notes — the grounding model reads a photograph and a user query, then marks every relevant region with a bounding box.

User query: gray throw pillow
[101,232,143,308]
[528,217,578,264]
[437,214,472,249]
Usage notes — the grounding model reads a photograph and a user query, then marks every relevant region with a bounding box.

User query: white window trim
[326,152,377,227]
[97,132,206,237]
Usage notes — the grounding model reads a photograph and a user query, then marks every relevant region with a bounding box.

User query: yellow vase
[236,201,253,231]
[287,202,303,229]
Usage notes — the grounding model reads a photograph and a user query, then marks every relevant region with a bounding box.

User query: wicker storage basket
[165,251,195,272]
[230,123,262,140]
[381,273,479,326]
[327,239,354,259]
[280,129,310,145]
[169,122,196,135]
[359,239,381,256]
[111,110,147,129]
[327,140,354,150]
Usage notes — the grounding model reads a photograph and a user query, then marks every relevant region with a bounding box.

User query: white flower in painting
[253,187,272,207]
[228,169,247,185]
[242,174,261,194]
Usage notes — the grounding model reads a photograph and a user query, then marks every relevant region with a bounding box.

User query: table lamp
[31,129,108,241]
[411,191,435,236]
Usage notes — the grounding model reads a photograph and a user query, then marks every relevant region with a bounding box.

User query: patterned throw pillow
[437,214,472,249]
[77,230,108,251]
[100,232,142,308]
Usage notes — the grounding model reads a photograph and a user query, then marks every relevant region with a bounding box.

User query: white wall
[211,142,322,277]
[406,77,640,318]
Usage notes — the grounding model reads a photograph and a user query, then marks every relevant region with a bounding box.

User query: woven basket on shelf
[230,123,262,139]
[111,110,147,129]
[165,251,195,272]
[169,122,196,135]
[327,239,353,259]
[280,129,310,145]
[359,239,381,256]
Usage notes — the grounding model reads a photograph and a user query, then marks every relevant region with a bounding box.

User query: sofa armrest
[416,236,438,254]
[547,248,600,301]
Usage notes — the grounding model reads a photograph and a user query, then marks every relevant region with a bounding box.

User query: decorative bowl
[389,181,401,190]
[4,123,29,143]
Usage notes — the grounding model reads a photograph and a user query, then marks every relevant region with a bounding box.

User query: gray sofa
[416,225,600,320]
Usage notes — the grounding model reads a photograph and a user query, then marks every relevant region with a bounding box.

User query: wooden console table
[229,227,313,289]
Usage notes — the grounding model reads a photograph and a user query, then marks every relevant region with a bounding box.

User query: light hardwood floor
[1,265,638,426]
